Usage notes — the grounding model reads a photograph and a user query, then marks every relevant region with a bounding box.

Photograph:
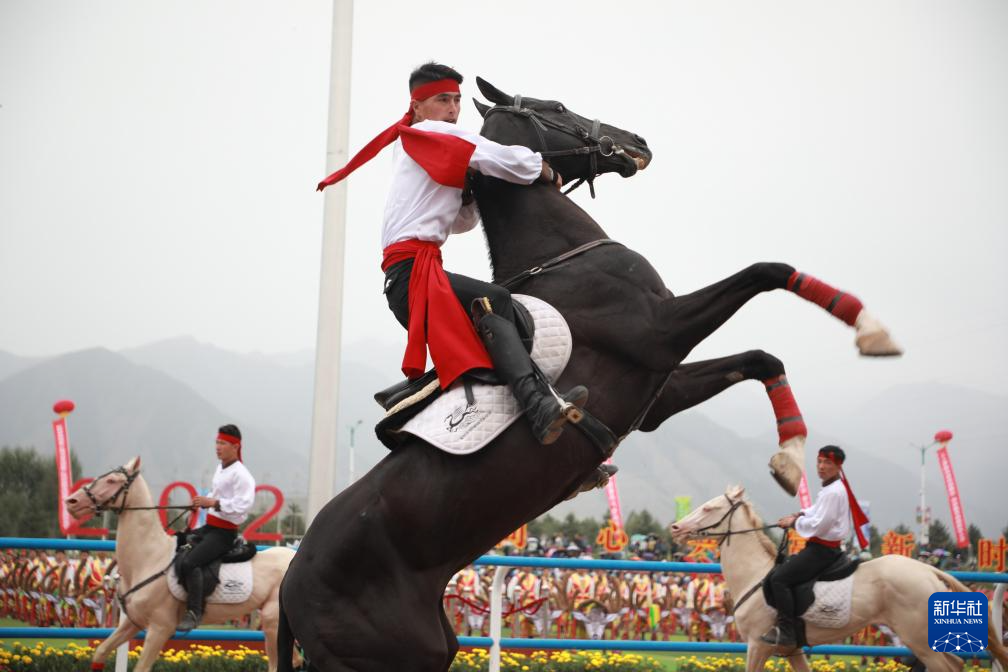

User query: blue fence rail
[1,537,1005,668]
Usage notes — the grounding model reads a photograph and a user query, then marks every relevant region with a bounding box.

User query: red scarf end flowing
[840,468,870,548]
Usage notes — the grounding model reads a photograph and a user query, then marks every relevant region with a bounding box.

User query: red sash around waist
[206,514,239,530]
[808,536,842,548]
[382,240,492,389]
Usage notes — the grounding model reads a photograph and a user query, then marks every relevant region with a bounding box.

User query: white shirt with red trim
[795,478,851,542]
[208,461,256,526]
[381,119,543,249]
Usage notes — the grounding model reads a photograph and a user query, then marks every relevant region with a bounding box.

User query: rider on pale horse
[317,62,605,476]
[177,424,256,633]
[761,445,869,647]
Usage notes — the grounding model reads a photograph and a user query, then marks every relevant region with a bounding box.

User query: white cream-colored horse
[669,486,1008,672]
[65,457,296,672]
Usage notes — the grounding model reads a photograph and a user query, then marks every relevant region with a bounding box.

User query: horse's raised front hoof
[854,311,904,357]
[768,436,805,497]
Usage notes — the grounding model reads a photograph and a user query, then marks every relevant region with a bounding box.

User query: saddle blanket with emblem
[167,561,253,605]
[804,574,854,628]
[396,294,573,455]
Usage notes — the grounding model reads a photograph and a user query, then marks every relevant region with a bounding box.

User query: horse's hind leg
[639,351,808,495]
[902,636,963,672]
[785,651,811,672]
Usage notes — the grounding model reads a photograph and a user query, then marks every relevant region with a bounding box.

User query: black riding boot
[178,569,204,633]
[760,614,797,647]
[473,301,588,444]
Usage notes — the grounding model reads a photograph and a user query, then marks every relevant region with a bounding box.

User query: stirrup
[759,624,796,648]
[540,385,589,444]
[177,609,201,634]
[554,390,585,423]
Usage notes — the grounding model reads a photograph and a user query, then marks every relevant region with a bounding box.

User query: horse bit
[483,94,632,198]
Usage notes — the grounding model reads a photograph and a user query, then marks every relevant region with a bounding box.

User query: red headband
[217,433,240,446]
[410,78,460,103]
[316,78,462,192]
[819,449,843,465]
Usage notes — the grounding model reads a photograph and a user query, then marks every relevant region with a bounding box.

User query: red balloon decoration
[933,429,953,443]
[53,399,76,415]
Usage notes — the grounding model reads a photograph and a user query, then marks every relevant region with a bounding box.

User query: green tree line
[0,445,94,537]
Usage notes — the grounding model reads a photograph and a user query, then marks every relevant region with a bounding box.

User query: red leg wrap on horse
[764,375,807,444]
[786,271,863,326]
[91,663,105,671]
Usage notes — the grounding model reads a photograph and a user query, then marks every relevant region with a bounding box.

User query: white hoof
[854,310,903,357]
[769,436,805,497]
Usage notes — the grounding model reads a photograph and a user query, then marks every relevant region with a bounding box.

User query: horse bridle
[483,95,631,198]
[81,466,138,515]
[690,496,779,547]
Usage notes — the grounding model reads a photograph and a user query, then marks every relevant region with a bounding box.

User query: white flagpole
[307,0,354,523]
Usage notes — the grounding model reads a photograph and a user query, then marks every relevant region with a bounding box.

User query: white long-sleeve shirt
[794,478,851,542]
[208,461,256,526]
[380,119,543,250]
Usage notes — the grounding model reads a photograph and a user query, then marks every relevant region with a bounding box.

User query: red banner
[935,444,969,549]
[52,409,107,537]
[797,472,811,509]
[603,457,624,530]
[52,418,74,534]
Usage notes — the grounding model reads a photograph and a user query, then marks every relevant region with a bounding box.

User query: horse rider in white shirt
[762,445,869,647]
[317,61,589,447]
[178,424,256,633]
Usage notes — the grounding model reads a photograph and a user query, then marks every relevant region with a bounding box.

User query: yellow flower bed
[1,642,928,672]
[676,655,913,672]
[0,640,268,671]
[450,648,663,671]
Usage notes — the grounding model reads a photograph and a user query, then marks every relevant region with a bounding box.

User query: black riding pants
[383,258,515,330]
[768,541,843,620]
[180,525,237,577]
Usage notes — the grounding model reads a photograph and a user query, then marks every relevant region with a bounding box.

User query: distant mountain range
[1,338,1004,536]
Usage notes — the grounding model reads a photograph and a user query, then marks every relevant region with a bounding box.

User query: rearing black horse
[278,78,901,672]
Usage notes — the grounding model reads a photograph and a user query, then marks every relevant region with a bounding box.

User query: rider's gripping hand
[191,495,220,510]
[776,514,799,529]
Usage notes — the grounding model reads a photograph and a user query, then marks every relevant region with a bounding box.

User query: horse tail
[276,581,296,672]
[929,566,1008,669]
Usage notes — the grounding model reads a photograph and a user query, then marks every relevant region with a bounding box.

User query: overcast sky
[2,1,1007,435]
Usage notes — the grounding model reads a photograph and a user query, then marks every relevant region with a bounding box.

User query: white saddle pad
[397,294,573,455]
[167,561,253,605]
[804,574,854,628]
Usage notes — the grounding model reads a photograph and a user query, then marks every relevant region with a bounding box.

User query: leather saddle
[762,554,860,647]
[373,300,536,411]
[762,554,860,616]
[172,531,257,596]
